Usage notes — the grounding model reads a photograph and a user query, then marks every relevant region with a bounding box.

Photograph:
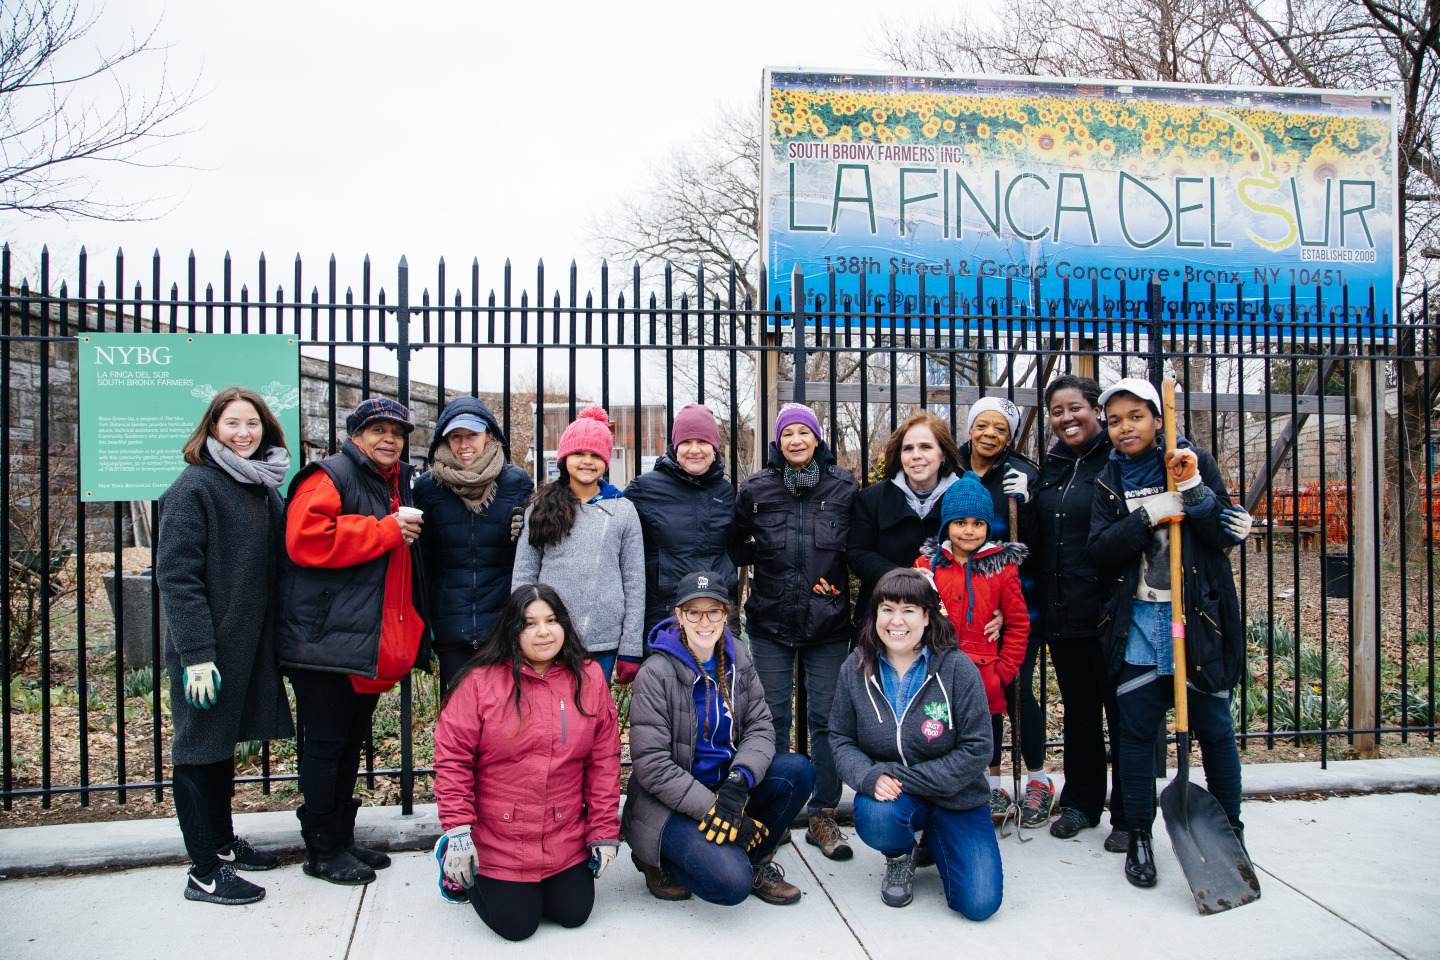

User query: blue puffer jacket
[414,397,534,652]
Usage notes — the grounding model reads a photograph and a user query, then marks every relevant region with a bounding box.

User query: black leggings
[469,860,594,941]
[990,638,1046,769]
[173,756,237,875]
[288,668,380,817]
[436,646,473,693]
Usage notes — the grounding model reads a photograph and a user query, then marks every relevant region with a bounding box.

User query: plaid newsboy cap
[345,397,415,435]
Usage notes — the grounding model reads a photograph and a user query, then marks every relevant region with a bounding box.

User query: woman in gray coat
[622,571,814,907]
[157,386,295,906]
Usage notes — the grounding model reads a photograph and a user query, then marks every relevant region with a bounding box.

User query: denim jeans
[658,753,815,905]
[1115,661,1242,831]
[748,635,847,815]
[592,652,615,684]
[854,794,1003,921]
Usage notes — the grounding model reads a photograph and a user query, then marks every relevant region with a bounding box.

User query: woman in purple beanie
[732,402,859,862]
[624,403,738,645]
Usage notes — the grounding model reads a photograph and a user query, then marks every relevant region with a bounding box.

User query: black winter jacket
[732,441,859,647]
[624,452,737,637]
[415,397,534,653]
[1088,441,1245,693]
[1032,433,1112,640]
[276,441,429,678]
[847,477,950,626]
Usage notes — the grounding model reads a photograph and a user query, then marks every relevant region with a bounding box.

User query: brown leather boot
[632,851,691,901]
[805,808,853,861]
[750,854,802,905]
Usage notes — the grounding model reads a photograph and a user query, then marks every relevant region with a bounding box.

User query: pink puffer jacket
[433,659,621,882]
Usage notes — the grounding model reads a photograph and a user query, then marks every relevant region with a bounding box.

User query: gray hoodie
[512,494,645,658]
[829,646,992,812]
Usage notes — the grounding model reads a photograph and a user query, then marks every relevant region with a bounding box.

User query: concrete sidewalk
[1,790,1435,960]
[3,756,1437,876]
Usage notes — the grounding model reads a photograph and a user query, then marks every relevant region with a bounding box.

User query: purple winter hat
[774,403,822,444]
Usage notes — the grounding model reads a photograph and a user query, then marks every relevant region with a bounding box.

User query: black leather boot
[1125,826,1157,888]
[1228,815,1248,856]
[299,805,376,886]
[343,798,391,869]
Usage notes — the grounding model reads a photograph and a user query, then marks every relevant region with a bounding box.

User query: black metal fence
[2,244,1437,816]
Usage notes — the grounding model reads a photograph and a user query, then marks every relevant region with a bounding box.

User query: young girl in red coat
[432,584,622,941]
[916,472,1031,819]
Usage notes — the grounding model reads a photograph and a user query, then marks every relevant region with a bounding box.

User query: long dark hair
[440,584,595,725]
[182,386,287,464]
[526,459,579,549]
[854,568,958,675]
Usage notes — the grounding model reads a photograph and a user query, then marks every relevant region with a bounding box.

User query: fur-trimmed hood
[920,537,1029,574]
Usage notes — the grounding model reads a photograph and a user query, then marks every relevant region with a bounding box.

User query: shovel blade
[1159,778,1262,915]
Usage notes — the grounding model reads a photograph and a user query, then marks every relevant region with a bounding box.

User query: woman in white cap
[958,397,1052,828]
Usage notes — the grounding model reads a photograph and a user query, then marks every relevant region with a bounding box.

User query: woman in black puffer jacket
[625,403,737,644]
[1031,375,1126,849]
[414,397,534,687]
[732,403,858,862]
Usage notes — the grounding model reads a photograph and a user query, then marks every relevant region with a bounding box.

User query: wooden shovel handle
[1163,379,1188,734]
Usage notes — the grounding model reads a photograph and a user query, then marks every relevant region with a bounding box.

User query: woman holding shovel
[1088,378,1251,889]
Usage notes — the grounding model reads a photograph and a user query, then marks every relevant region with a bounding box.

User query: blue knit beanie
[937,470,994,540]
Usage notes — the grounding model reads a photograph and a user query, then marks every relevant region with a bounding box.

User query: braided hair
[677,609,737,747]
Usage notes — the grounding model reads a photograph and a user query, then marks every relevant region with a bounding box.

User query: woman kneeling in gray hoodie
[830,568,1002,919]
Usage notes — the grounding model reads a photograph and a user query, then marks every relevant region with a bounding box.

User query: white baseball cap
[1098,377,1162,414]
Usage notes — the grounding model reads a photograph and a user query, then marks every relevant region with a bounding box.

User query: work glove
[510,507,525,544]
[1141,491,1186,528]
[438,825,478,888]
[613,657,641,685]
[734,816,770,854]
[1164,449,1201,492]
[184,662,221,709]
[1221,505,1253,544]
[1002,467,1030,503]
[588,843,617,879]
[698,770,750,845]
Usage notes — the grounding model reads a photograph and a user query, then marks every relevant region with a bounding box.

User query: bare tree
[591,102,761,304]
[1,0,198,220]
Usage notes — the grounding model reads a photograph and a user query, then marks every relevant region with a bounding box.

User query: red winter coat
[916,540,1030,714]
[433,659,622,882]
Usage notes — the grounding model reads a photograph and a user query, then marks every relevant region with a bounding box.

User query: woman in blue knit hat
[915,472,1030,823]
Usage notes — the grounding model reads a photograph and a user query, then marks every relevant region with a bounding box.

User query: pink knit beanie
[671,403,721,450]
[556,406,614,471]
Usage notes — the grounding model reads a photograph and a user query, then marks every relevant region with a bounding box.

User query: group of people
[156,373,1254,937]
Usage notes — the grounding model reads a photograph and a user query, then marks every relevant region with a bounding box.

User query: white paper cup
[397,506,423,520]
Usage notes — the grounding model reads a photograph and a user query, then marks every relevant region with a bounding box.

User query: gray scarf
[207,436,290,488]
[892,472,956,520]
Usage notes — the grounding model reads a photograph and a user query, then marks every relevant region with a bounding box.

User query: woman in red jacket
[916,472,1030,819]
[433,584,622,942]
[276,398,428,886]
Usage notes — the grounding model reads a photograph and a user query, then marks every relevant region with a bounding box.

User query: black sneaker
[1104,826,1130,853]
[184,863,266,905]
[1049,807,1094,839]
[216,836,279,872]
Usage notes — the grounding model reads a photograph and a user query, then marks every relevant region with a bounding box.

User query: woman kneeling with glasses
[623,571,815,906]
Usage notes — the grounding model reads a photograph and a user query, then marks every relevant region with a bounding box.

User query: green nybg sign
[79,333,301,501]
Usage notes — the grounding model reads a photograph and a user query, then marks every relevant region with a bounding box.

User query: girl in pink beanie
[513,406,645,684]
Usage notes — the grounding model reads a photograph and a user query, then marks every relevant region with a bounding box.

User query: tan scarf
[430,440,504,512]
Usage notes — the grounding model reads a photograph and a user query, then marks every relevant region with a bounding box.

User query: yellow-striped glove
[698,771,749,845]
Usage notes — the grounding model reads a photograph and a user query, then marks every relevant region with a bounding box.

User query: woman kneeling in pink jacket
[433,583,622,941]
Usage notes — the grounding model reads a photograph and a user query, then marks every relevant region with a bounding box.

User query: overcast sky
[3,0,972,304]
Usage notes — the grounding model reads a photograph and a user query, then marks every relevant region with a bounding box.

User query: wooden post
[1075,338,1097,380]
[1352,350,1382,759]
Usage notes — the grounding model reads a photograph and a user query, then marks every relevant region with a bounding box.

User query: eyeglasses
[681,608,726,623]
